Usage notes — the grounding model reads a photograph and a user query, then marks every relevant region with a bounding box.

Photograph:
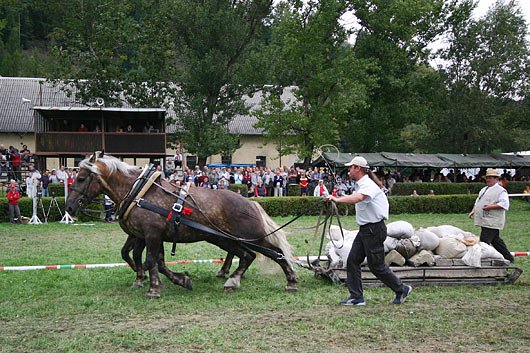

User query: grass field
[0,201,529,353]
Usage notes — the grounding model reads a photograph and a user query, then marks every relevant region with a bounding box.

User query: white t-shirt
[353,174,389,225]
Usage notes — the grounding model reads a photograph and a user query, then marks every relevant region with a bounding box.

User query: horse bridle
[70,172,99,207]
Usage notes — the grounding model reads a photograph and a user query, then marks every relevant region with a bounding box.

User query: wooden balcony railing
[36,132,166,155]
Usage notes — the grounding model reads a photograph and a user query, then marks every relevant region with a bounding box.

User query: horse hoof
[146,290,161,299]
[131,280,144,288]
[285,285,298,292]
[224,286,237,292]
[216,271,227,278]
[184,278,193,291]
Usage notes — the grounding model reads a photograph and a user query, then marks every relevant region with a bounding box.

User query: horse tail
[252,201,294,265]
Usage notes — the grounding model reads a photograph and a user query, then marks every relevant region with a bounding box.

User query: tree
[161,0,273,166]
[254,0,376,166]
[343,0,460,152]
[431,0,530,153]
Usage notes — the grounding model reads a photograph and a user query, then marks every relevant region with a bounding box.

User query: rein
[305,201,345,271]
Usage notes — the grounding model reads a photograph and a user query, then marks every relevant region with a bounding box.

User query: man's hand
[468,210,475,218]
[326,195,337,203]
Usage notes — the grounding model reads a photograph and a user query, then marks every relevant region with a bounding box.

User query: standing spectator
[25,171,36,197]
[299,172,309,196]
[40,170,50,197]
[327,156,412,306]
[174,150,183,169]
[165,159,175,178]
[313,179,329,197]
[273,168,284,197]
[49,169,60,184]
[20,145,31,165]
[104,195,114,222]
[255,179,266,197]
[56,166,68,183]
[9,146,22,181]
[468,168,514,262]
[0,150,7,180]
[233,168,243,184]
[7,181,22,224]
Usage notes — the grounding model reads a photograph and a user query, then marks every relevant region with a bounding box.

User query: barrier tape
[0,256,324,272]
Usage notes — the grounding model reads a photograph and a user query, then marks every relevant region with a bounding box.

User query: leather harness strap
[122,170,161,221]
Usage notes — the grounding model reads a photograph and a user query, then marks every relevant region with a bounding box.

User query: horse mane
[79,155,139,176]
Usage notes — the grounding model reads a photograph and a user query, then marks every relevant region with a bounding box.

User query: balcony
[36,132,166,156]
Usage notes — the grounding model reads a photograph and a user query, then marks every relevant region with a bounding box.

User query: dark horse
[65,153,298,298]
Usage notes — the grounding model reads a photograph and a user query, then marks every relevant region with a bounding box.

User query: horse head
[65,152,105,215]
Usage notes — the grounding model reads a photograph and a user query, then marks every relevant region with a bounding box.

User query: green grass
[0,201,529,353]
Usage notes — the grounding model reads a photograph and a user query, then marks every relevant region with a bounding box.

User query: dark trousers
[8,204,22,224]
[480,227,514,262]
[346,220,405,299]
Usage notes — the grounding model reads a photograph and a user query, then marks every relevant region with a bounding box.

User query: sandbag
[462,244,482,267]
[387,221,414,239]
[396,238,418,259]
[384,236,399,253]
[327,225,358,244]
[480,242,505,260]
[434,238,467,259]
[416,228,440,251]
[426,225,467,238]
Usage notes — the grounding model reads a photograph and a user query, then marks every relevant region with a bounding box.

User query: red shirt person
[7,184,22,224]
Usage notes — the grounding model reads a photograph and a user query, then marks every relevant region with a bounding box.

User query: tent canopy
[313,152,530,169]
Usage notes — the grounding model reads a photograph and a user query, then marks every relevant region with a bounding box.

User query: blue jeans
[41,187,49,197]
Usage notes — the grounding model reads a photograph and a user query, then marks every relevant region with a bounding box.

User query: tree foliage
[2,0,530,161]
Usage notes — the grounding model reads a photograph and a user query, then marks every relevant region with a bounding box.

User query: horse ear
[89,153,96,163]
[100,150,105,158]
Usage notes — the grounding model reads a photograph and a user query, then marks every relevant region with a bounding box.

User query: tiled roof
[0,77,85,132]
[0,77,295,135]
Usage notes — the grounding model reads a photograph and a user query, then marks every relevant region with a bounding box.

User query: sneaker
[393,285,412,304]
[340,297,366,306]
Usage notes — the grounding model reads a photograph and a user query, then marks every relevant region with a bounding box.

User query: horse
[65,152,298,298]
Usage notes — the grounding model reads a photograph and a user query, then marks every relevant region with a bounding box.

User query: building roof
[0,77,294,135]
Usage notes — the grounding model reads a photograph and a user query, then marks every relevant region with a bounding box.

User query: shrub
[48,183,66,197]
[228,184,248,196]
[252,195,477,217]
[286,184,301,196]
[391,181,528,196]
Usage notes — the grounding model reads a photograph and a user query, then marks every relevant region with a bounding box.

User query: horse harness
[117,164,285,260]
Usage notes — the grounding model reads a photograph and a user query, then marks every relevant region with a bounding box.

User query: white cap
[345,156,369,168]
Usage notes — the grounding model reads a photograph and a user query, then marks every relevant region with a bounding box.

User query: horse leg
[216,252,235,278]
[156,245,193,290]
[144,237,163,298]
[131,237,147,288]
[214,242,256,292]
[266,245,299,292]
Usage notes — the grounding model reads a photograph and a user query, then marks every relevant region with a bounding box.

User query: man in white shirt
[56,165,68,183]
[327,156,412,306]
[468,168,514,262]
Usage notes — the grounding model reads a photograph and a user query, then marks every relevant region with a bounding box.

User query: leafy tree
[163,0,273,166]
[431,0,530,153]
[344,0,459,152]
[254,0,376,166]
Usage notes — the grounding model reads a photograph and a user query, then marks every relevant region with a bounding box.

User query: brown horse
[66,153,298,298]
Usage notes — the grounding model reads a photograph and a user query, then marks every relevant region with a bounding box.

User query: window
[256,156,266,168]
[186,155,197,169]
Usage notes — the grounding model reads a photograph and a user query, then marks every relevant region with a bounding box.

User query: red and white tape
[0,256,324,272]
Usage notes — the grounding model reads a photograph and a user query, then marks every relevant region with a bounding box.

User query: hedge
[0,194,478,222]
[391,181,528,196]
[253,195,477,217]
[0,197,104,223]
